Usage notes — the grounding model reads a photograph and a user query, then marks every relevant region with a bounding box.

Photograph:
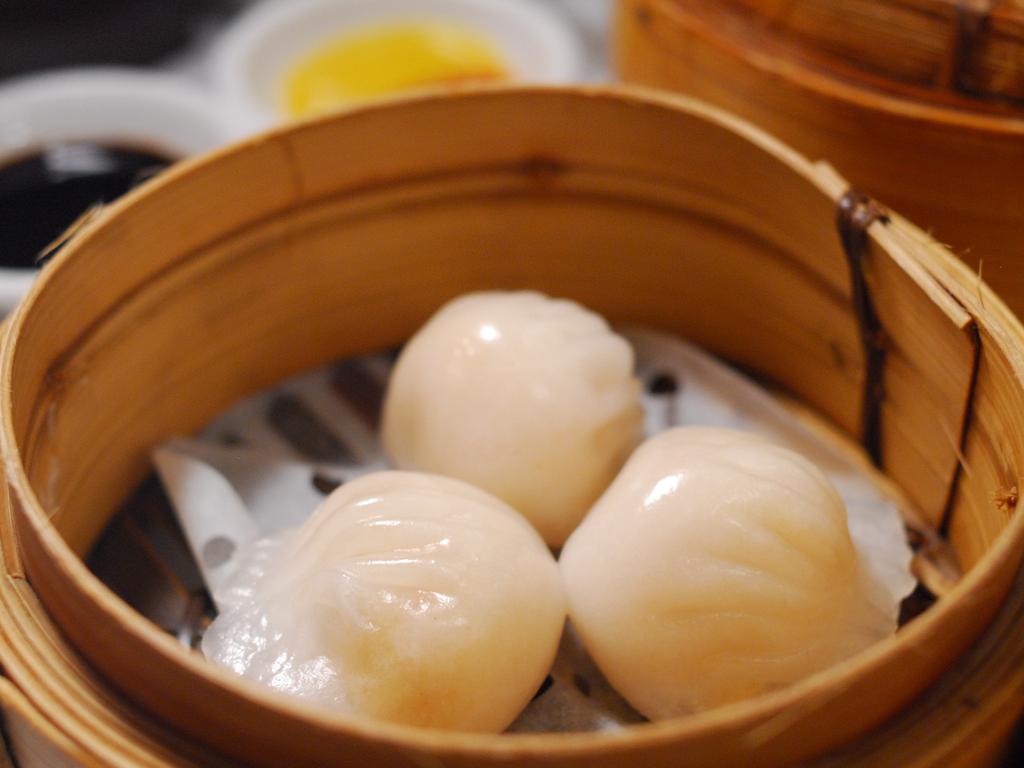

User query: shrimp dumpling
[202,471,566,732]
[559,427,893,719]
[382,291,644,547]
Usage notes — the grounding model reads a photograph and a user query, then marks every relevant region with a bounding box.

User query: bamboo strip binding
[0,87,1021,766]
[836,190,891,465]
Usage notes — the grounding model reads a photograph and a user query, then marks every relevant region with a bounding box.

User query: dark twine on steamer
[947,0,995,96]
[836,190,890,467]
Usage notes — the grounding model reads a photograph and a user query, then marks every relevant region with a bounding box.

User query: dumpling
[202,471,566,732]
[382,291,644,547]
[559,427,893,719]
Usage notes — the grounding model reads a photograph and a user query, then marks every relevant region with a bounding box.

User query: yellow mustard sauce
[282,21,508,118]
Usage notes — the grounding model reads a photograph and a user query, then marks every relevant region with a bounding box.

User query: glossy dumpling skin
[559,427,892,719]
[382,291,644,547]
[202,471,566,732]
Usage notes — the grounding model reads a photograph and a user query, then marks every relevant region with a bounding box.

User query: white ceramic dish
[0,69,238,314]
[209,0,585,131]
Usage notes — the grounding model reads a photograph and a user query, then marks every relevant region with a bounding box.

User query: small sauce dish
[209,0,585,131]
[0,69,237,313]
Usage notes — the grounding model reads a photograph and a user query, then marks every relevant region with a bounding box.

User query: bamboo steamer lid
[0,86,1022,767]
[615,0,1024,318]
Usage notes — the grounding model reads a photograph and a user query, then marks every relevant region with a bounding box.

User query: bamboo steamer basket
[0,87,1023,767]
[615,0,1024,318]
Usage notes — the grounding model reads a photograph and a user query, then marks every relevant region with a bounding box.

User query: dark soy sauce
[0,143,173,268]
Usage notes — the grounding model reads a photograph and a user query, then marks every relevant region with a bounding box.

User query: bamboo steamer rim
[1,84,1023,760]
[641,0,1024,135]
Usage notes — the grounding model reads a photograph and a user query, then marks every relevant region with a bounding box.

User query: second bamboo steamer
[616,0,1024,318]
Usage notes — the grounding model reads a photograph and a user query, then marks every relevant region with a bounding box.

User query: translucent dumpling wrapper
[382,291,645,547]
[202,471,567,733]
[559,426,898,719]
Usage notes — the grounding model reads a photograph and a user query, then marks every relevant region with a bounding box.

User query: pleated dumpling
[203,471,566,732]
[559,427,893,719]
[382,291,644,547]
